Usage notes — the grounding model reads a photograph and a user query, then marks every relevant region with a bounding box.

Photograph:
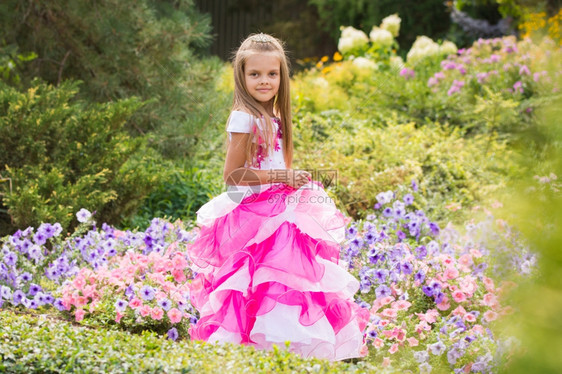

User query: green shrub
[0,79,166,235]
[0,0,215,149]
[293,111,522,223]
[123,162,225,230]
[0,310,376,373]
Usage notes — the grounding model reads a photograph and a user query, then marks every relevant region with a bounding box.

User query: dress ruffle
[188,181,368,361]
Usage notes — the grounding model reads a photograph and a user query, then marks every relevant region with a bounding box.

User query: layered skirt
[188,181,368,361]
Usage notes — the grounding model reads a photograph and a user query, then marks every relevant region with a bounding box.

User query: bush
[0,0,215,149]
[0,309,372,373]
[293,111,521,223]
[0,79,166,235]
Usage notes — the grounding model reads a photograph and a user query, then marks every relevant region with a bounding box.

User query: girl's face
[244,53,281,108]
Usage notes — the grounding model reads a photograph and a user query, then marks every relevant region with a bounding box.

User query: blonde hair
[227,33,293,169]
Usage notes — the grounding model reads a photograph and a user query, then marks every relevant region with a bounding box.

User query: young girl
[188,33,368,361]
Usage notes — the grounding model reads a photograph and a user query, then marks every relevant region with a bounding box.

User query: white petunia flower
[76,208,92,223]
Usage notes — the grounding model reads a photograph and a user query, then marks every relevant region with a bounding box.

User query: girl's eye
[269,72,278,77]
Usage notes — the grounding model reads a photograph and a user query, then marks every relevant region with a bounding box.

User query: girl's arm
[223,132,310,188]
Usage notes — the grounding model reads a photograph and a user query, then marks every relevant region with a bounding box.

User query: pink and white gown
[188,111,368,361]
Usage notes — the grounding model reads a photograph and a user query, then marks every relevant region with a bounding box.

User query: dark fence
[195,0,337,65]
[195,1,279,61]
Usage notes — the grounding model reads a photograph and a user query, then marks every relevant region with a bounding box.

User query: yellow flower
[321,55,329,62]
[333,51,343,61]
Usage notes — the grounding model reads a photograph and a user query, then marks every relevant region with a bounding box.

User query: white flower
[338,26,369,54]
[407,35,440,64]
[390,55,405,70]
[439,40,458,56]
[369,27,394,47]
[381,14,401,37]
[352,57,378,70]
[76,208,92,223]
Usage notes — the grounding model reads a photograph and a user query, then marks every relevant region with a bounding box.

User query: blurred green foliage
[0,79,165,235]
[497,68,562,374]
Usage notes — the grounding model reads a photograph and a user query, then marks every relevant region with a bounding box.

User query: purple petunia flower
[28,245,42,260]
[415,245,427,259]
[429,341,446,355]
[3,251,17,266]
[373,202,381,210]
[429,222,440,236]
[403,194,414,205]
[373,268,389,284]
[375,284,391,299]
[422,285,434,297]
[167,327,179,341]
[411,180,419,192]
[158,298,172,311]
[54,298,66,311]
[414,270,426,283]
[414,350,429,363]
[349,237,364,251]
[33,232,47,245]
[29,283,42,296]
[382,207,393,217]
[12,290,25,305]
[396,230,406,241]
[434,291,445,304]
[189,315,198,324]
[115,299,128,312]
[140,285,155,301]
[19,272,33,283]
[364,231,377,244]
[1,286,12,300]
[400,262,413,274]
[34,292,47,306]
[76,208,92,223]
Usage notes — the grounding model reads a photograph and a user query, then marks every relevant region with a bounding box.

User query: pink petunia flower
[381,308,398,319]
[72,275,86,290]
[129,298,142,309]
[140,305,152,317]
[172,268,187,283]
[444,266,459,280]
[373,337,384,348]
[464,313,476,323]
[168,308,182,324]
[483,310,498,322]
[151,307,164,320]
[407,337,419,347]
[75,308,86,322]
[389,343,399,354]
[452,305,467,316]
[452,290,467,303]
[391,300,411,310]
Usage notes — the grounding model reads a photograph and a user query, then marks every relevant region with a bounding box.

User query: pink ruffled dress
[188,111,368,361]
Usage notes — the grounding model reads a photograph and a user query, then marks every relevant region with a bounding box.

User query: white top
[226,111,286,171]
[196,111,291,226]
